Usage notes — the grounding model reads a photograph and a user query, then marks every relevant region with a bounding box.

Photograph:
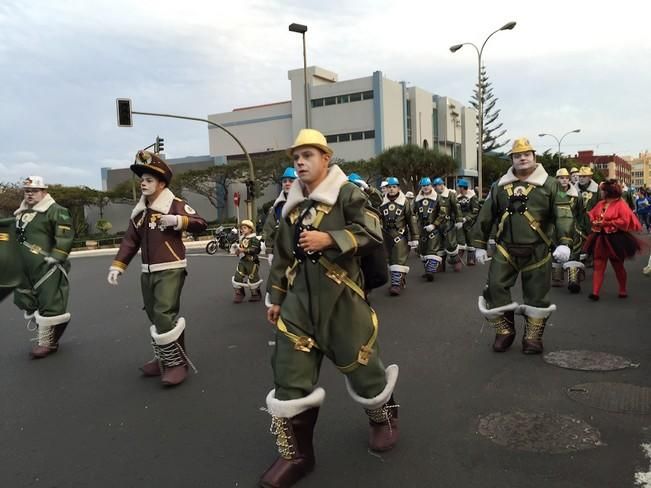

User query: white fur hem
[35,311,70,326]
[552,262,562,269]
[150,317,185,345]
[24,310,35,321]
[520,304,556,319]
[264,292,273,308]
[346,364,399,409]
[478,297,519,320]
[232,276,247,289]
[265,387,326,418]
[248,279,263,289]
[446,246,459,256]
[563,260,585,270]
[389,264,409,273]
[422,254,440,261]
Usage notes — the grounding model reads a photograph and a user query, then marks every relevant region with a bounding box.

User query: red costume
[584,197,642,298]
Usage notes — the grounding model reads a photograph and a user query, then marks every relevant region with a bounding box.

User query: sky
[1,0,650,189]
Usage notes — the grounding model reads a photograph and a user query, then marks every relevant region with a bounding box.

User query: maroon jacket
[111,189,207,273]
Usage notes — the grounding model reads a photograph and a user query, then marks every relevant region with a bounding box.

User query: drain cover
[544,350,639,371]
[567,383,651,414]
[478,412,604,453]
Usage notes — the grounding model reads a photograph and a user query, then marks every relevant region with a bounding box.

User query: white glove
[408,240,419,249]
[475,249,489,265]
[424,224,435,233]
[552,245,571,263]
[268,254,273,265]
[44,256,59,265]
[158,214,178,228]
[454,221,464,229]
[107,269,122,286]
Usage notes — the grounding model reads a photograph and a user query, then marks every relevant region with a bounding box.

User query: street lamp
[289,22,309,129]
[450,21,516,196]
[538,129,581,169]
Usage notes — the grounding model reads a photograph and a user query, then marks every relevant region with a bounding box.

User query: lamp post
[289,22,309,129]
[450,21,516,197]
[538,129,581,169]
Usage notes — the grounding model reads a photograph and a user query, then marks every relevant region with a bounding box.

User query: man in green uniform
[262,129,399,488]
[13,176,74,358]
[380,177,419,295]
[107,151,207,386]
[553,168,589,292]
[456,179,481,266]
[262,167,297,265]
[0,218,22,303]
[348,173,383,209]
[471,138,574,354]
[576,166,601,265]
[232,219,262,303]
[432,177,464,272]
[414,177,442,281]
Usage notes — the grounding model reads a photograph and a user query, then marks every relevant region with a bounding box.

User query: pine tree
[469,66,509,153]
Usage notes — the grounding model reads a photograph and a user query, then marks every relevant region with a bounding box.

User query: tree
[470,66,509,153]
[374,144,457,192]
[339,159,382,185]
[48,185,102,237]
[0,182,23,217]
[481,153,511,188]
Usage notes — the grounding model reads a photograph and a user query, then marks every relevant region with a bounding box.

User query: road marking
[635,443,651,487]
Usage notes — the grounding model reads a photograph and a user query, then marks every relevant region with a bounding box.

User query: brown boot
[150,319,195,386]
[249,288,262,302]
[30,313,70,359]
[367,396,400,452]
[233,287,245,303]
[466,249,476,266]
[565,262,585,294]
[260,389,324,488]
[520,305,554,355]
[490,312,516,352]
[140,336,162,377]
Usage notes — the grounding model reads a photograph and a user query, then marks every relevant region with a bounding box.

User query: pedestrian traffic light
[245,180,255,200]
[155,136,164,154]
[116,98,132,127]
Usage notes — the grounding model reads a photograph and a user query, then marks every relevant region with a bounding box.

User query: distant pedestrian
[635,188,651,232]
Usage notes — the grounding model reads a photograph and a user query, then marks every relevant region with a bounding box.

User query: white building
[208,66,478,186]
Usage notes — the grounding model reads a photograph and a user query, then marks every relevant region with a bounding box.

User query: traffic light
[116,98,132,127]
[155,136,164,154]
[245,180,255,200]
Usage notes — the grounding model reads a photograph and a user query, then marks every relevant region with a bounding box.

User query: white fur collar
[382,191,407,206]
[578,180,599,193]
[273,191,287,209]
[498,164,548,187]
[131,188,176,219]
[281,165,348,218]
[460,189,476,199]
[14,193,56,215]
[564,184,578,198]
[415,190,436,202]
[437,187,451,198]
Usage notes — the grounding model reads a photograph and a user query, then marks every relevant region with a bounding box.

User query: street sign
[233,192,240,207]
[116,98,132,127]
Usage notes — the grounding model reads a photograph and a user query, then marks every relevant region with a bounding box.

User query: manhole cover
[544,350,639,371]
[478,412,604,453]
[567,383,651,414]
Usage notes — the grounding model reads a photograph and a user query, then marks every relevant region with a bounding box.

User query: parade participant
[553,168,589,292]
[414,177,442,281]
[456,179,480,266]
[232,219,263,303]
[570,167,580,186]
[13,176,74,359]
[380,176,419,295]
[263,167,297,265]
[471,138,574,354]
[107,151,207,386]
[432,177,464,272]
[380,180,389,195]
[0,217,20,303]
[262,129,399,488]
[584,179,643,300]
[635,188,651,232]
[404,190,415,213]
[348,173,383,209]
[577,166,601,265]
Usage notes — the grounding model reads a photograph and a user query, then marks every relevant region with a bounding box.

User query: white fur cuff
[150,317,186,345]
[232,276,247,289]
[24,310,35,321]
[563,260,585,270]
[389,264,410,273]
[346,364,399,409]
[520,304,556,319]
[478,296,519,320]
[265,387,326,418]
[35,311,71,327]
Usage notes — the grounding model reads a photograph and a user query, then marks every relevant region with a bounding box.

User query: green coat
[379,191,419,268]
[262,191,287,254]
[234,234,262,287]
[576,180,601,212]
[0,217,20,302]
[414,190,440,257]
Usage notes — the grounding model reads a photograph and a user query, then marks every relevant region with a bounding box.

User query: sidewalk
[70,240,209,258]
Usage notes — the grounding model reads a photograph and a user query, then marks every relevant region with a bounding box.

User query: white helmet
[23,176,47,189]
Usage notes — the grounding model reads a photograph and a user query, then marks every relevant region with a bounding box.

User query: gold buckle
[29,244,42,255]
[294,336,316,353]
[357,345,372,365]
[0,233,9,241]
[325,269,344,285]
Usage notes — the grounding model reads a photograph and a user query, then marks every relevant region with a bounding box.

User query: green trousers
[141,268,186,334]
[483,243,552,309]
[272,294,387,401]
[14,261,70,317]
[384,236,410,266]
[233,259,261,287]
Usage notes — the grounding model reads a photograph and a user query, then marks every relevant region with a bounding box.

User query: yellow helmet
[556,168,570,177]
[509,137,535,155]
[569,167,579,174]
[287,129,333,157]
[578,166,594,176]
[240,219,255,231]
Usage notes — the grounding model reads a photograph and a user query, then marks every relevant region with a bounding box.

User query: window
[350,92,362,102]
[351,131,363,141]
[362,91,374,100]
[324,96,337,106]
[337,95,349,104]
[311,98,324,108]
[326,135,338,143]
[363,130,375,139]
[338,133,351,142]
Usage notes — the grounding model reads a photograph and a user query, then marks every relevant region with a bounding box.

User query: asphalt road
[1,248,650,488]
